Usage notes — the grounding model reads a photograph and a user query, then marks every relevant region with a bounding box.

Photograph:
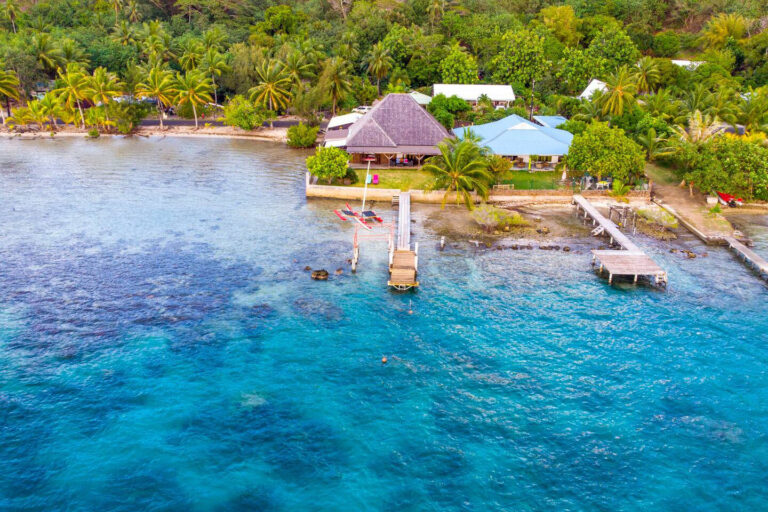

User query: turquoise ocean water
[1,137,767,511]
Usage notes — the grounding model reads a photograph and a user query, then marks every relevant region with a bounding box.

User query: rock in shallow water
[311,270,329,280]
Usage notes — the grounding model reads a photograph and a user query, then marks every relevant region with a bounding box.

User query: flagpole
[361,161,371,213]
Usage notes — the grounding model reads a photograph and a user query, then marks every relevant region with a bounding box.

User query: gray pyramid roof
[345,94,450,155]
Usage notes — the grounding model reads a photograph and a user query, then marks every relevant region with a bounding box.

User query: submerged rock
[311,269,329,280]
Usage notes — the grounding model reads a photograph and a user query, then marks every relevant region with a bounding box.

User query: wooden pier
[725,236,768,279]
[388,192,419,290]
[573,195,668,286]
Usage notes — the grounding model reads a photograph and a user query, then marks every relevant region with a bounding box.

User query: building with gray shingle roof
[342,93,451,167]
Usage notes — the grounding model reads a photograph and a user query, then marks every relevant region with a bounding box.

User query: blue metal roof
[533,115,568,129]
[453,115,573,156]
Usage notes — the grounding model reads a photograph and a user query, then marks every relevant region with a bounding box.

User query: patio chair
[372,174,379,185]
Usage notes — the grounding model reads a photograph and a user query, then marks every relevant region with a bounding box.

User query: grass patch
[644,162,679,186]
[499,170,560,190]
[349,168,435,191]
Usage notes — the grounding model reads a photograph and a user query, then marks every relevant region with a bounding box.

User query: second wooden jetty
[573,195,667,286]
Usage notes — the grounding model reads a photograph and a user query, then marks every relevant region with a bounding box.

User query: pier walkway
[725,236,768,279]
[573,195,667,286]
[389,192,419,290]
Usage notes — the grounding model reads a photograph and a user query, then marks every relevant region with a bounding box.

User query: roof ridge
[370,117,396,147]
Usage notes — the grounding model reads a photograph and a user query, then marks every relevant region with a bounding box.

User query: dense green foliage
[1,0,767,197]
[222,94,269,130]
[286,121,319,147]
[567,122,645,183]
[306,146,348,183]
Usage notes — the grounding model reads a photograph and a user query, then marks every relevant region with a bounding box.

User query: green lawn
[348,168,435,191]
[499,170,560,190]
[335,168,560,191]
[644,162,679,186]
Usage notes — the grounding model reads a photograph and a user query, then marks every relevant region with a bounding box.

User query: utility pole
[528,78,535,121]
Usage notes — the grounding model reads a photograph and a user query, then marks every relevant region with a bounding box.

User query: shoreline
[0,125,289,142]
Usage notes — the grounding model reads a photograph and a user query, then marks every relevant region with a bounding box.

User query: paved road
[139,118,321,128]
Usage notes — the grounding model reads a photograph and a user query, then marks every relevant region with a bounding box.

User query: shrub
[223,95,268,131]
[431,108,455,130]
[344,167,358,184]
[306,146,349,184]
[87,128,100,138]
[652,31,680,58]
[287,122,319,148]
[472,205,529,233]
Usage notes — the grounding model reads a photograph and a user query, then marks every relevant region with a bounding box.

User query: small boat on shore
[717,192,744,207]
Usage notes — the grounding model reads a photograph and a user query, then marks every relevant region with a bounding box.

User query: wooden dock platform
[725,236,768,279]
[389,192,419,290]
[573,195,668,286]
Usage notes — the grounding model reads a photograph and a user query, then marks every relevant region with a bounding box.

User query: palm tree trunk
[192,102,198,129]
[157,102,163,129]
[5,97,11,118]
[76,99,85,129]
[269,98,274,128]
[212,75,217,105]
[11,18,16,33]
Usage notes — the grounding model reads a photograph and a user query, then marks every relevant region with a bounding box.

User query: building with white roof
[408,90,432,106]
[326,112,363,131]
[671,60,703,70]
[432,84,516,108]
[579,79,607,100]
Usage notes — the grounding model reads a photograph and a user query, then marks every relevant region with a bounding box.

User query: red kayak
[717,192,744,207]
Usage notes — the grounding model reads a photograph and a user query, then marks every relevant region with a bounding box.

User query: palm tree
[336,31,359,63]
[4,0,18,33]
[700,13,747,49]
[364,41,393,94]
[31,33,63,73]
[173,70,212,129]
[248,59,292,124]
[673,110,721,144]
[681,83,711,115]
[602,66,637,117]
[125,0,141,22]
[422,138,493,209]
[641,89,683,123]
[283,50,314,86]
[202,27,226,52]
[705,87,738,126]
[53,64,91,128]
[609,179,631,202]
[739,87,768,134]
[318,57,352,116]
[112,21,136,46]
[634,57,659,95]
[178,39,203,71]
[59,38,89,67]
[110,0,123,23]
[573,95,605,123]
[24,99,50,130]
[135,66,176,129]
[636,128,674,162]
[39,92,64,130]
[427,0,444,28]
[199,48,229,105]
[89,67,123,126]
[0,68,20,124]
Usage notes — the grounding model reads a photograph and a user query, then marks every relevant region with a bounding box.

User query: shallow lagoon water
[1,137,767,511]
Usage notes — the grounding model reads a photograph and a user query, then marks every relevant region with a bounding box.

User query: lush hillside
[2,0,768,197]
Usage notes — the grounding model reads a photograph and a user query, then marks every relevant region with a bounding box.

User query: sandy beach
[0,123,289,142]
